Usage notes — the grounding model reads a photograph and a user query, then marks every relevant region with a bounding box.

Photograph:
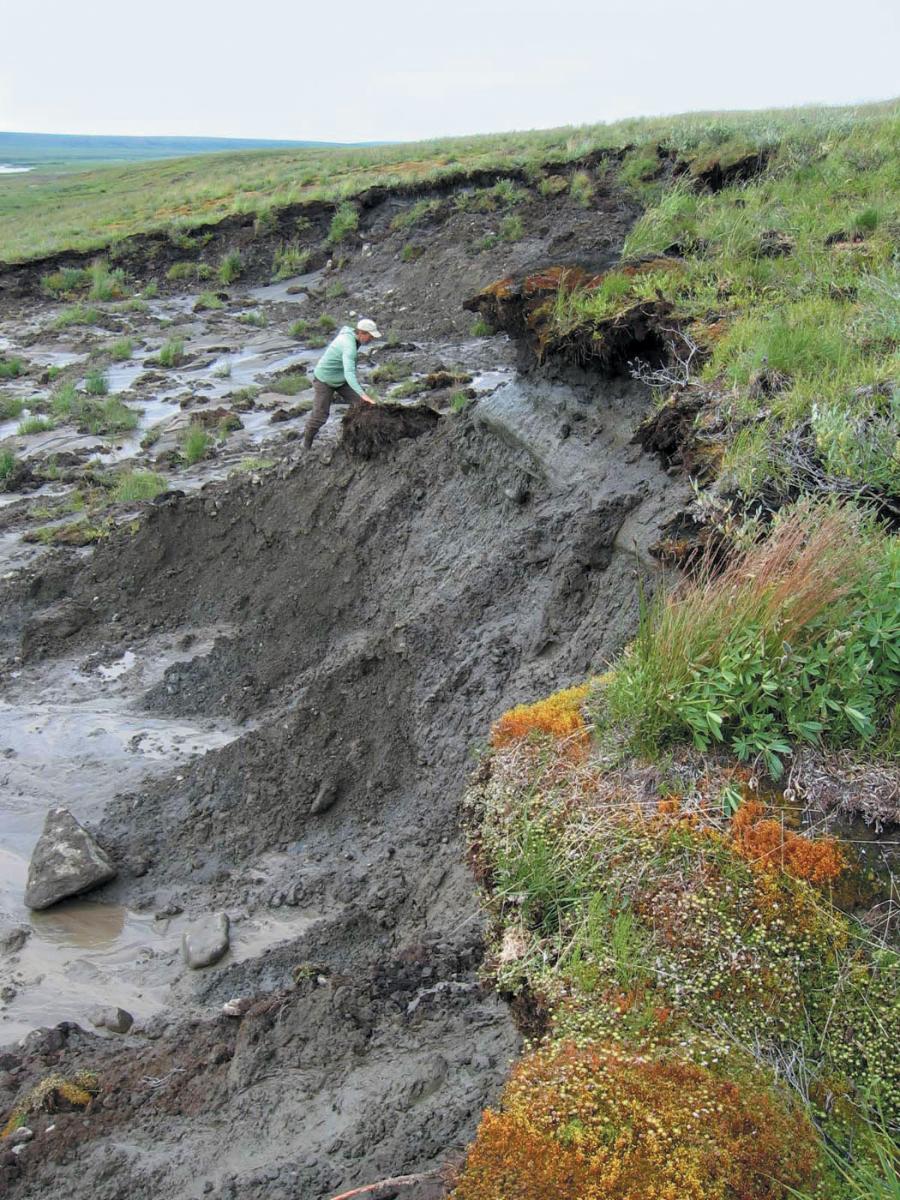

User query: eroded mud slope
[2,373,686,1200]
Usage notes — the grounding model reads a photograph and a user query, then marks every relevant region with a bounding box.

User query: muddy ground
[0,170,687,1199]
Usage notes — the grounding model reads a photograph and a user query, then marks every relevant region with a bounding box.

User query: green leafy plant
[156,338,185,368]
[111,470,167,502]
[604,504,900,776]
[272,241,310,280]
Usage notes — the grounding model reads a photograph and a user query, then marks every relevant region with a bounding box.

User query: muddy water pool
[0,631,274,1041]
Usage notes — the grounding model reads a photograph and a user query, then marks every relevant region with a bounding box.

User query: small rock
[182,913,230,969]
[9,1128,32,1145]
[90,1006,134,1034]
[222,997,252,1018]
[0,925,30,955]
[25,809,117,910]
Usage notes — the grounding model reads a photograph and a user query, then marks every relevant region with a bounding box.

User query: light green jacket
[313,325,363,396]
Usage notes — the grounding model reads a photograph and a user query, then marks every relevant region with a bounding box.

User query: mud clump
[342,403,441,458]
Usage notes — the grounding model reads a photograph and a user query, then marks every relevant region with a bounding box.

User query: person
[303,317,381,449]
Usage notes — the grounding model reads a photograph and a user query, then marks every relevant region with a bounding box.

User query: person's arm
[342,336,375,404]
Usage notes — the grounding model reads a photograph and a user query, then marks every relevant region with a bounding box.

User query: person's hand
[360,393,375,405]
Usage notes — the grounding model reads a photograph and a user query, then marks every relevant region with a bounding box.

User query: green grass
[0,393,25,420]
[569,169,594,206]
[84,368,109,396]
[111,470,167,502]
[166,261,213,283]
[602,504,900,775]
[238,310,267,327]
[370,360,411,385]
[471,318,493,337]
[107,337,134,361]
[449,389,470,412]
[327,202,359,245]
[318,313,337,332]
[179,423,211,464]
[75,397,140,436]
[536,106,900,503]
[0,448,17,485]
[195,291,225,310]
[52,305,102,329]
[156,338,185,367]
[41,266,91,297]
[401,242,423,262]
[218,250,242,284]
[88,259,128,301]
[390,198,442,231]
[500,214,524,241]
[272,241,310,279]
[2,101,896,266]
[17,415,56,435]
[268,372,308,396]
[288,318,310,338]
[0,357,25,379]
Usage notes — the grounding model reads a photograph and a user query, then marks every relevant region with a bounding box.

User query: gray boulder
[24,808,117,910]
[90,1005,134,1034]
[182,913,230,969]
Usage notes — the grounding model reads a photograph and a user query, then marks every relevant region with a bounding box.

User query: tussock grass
[179,423,211,464]
[0,393,25,420]
[217,250,242,284]
[0,448,17,485]
[111,470,166,502]
[52,304,102,329]
[0,357,25,379]
[84,368,109,396]
[17,415,56,435]
[156,338,185,367]
[272,241,309,279]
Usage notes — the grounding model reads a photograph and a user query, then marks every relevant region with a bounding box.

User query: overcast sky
[2,0,897,142]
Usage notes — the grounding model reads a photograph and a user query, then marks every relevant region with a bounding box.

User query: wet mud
[0,171,686,1198]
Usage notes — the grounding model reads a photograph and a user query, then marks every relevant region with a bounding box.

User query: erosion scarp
[0,360,687,1198]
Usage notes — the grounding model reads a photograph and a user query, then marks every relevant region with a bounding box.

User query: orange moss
[491,684,591,754]
[730,800,846,885]
[452,1043,820,1200]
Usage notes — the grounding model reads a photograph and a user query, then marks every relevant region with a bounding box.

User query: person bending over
[303,317,381,449]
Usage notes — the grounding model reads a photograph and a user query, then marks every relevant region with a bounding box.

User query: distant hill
[0,131,367,168]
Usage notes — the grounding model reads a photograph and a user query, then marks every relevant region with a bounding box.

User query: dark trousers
[304,379,362,448]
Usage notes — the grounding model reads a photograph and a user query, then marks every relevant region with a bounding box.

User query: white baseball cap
[356,318,382,338]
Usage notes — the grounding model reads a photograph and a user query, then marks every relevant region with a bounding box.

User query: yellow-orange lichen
[452,1042,820,1200]
[491,684,592,754]
[730,800,846,885]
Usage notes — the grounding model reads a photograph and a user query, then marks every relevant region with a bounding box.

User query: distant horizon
[2,92,898,157]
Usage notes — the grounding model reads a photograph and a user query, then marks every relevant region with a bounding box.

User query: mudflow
[0,170,688,1199]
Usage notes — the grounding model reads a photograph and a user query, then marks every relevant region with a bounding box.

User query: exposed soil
[0,168,689,1199]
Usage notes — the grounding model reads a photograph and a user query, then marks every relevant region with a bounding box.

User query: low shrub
[288,318,310,338]
[238,310,267,327]
[318,313,337,332]
[195,291,224,311]
[74,397,139,436]
[603,503,900,776]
